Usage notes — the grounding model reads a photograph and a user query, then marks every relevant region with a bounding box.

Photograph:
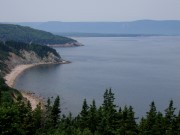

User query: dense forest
[0,24,76,45]
[0,86,180,135]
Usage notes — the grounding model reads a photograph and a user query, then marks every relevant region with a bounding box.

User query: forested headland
[0,24,78,46]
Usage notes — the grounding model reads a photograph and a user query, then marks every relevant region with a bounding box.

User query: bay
[14,36,180,117]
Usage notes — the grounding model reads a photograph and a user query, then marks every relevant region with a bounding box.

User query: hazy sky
[0,0,180,22]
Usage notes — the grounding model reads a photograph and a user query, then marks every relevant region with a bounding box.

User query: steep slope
[0,24,81,46]
[0,77,22,103]
[0,41,62,77]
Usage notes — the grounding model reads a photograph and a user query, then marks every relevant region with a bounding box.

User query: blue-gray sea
[14,36,180,117]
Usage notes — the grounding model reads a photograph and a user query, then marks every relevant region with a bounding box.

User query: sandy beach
[4,64,35,87]
[20,90,45,110]
[4,61,70,110]
[4,63,46,110]
[4,61,69,87]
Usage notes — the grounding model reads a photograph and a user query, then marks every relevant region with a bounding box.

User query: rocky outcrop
[47,41,84,47]
[20,50,61,63]
[5,50,62,71]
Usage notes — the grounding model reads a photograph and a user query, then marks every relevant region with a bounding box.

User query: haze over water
[15,36,180,117]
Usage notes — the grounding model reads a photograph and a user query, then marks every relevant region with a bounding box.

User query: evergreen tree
[96,106,104,134]
[33,103,43,132]
[42,97,53,130]
[175,111,180,134]
[57,113,76,135]
[100,88,117,134]
[126,106,138,134]
[15,101,34,135]
[139,117,147,135]
[79,99,89,129]
[139,101,158,135]
[116,106,138,135]
[117,106,129,135]
[2,87,180,135]
[88,100,98,134]
[164,100,176,135]
[146,101,158,134]
[0,102,35,135]
[154,112,164,135]
[51,96,61,127]
[103,89,117,111]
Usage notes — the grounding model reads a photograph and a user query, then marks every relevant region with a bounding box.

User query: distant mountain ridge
[16,20,180,35]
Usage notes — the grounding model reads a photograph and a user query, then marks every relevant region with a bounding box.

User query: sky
[0,0,180,22]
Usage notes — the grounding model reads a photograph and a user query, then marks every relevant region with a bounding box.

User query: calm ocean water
[15,37,180,117]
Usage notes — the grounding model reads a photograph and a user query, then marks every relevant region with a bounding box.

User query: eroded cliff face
[5,50,62,71]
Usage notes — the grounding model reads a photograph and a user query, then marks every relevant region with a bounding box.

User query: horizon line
[1,19,180,23]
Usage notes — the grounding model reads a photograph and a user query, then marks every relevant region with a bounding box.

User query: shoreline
[4,61,70,87]
[47,41,84,47]
[4,64,36,87]
[4,61,70,110]
[20,90,45,110]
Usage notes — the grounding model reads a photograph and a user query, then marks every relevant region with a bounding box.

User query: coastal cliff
[5,50,61,71]
[0,41,62,77]
[0,40,63,109]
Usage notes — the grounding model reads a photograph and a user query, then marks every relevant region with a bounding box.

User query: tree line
[1,85,180,135]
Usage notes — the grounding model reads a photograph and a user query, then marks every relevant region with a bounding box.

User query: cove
[14,36,180,117]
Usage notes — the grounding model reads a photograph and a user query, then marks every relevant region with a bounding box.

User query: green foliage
[164,100,177,134]
[0,102,35,135]
[0,24,76,45]
[79,99,89,129]
[88,100,98,134]
[51,96,61,126]
[0,42,12,75]
[1,88,180,135]
[0,77,22,104]
[99,88,118,134]
[33,103,43,130]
